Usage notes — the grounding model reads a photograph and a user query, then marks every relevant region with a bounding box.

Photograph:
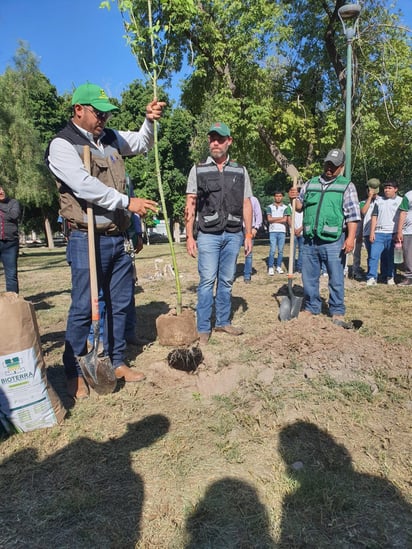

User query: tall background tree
[111,79,194,224]
[145,0,412,197]
[1,1,411,235]
[0,42,67,245]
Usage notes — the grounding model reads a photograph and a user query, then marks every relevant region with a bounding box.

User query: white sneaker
[276,267,284,274]
[387,277,395,285]
[366,277,377,286]
[268,267,275,276]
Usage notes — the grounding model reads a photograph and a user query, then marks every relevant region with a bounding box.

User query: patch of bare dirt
[133,311,409,400]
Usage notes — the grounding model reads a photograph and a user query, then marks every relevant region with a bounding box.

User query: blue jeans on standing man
[268,231,286,269]
[196,230,243,333]
[88,287,136,345]
[302,234,346,316]
[64,230,133,378]
[0,239,19,293]
[367,233,394,281]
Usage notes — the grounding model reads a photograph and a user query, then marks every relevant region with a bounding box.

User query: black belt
[74,228,124,237]
[98,230,124,237]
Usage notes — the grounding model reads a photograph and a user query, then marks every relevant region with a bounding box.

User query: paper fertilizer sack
[0,292,66,433]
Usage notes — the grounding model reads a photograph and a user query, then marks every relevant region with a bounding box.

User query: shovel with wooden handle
[279,175,304,321]
[77,145,117,394]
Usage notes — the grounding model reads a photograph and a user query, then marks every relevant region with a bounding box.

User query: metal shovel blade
[77,324,117,395]
[290,293,303,319]
[279,279,303,321]
[279,295,292,321]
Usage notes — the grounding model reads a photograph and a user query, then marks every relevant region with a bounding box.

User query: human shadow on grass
[184,477,276,548]
[278,421,412,548]
[41,329,66,354]
[23,289,71,311]
[0,414,170,548]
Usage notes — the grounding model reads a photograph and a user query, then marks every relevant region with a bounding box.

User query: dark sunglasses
[83,105,112,121]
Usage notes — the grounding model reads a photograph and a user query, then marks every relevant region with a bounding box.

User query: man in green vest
[288,149,360,328]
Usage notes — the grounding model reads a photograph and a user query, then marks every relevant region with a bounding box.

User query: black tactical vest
[196,160,245,233]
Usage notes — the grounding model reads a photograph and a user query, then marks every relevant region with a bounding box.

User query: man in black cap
[185,122,253,344]
[288,149,360,328]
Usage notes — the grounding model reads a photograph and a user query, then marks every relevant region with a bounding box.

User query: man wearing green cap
[46,83,165,399]
[185,122,253,344]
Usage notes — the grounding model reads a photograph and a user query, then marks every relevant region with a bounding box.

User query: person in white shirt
[355,178,381,279]
[396,189,412,285]
[266,191,288,275]
[366,181,408,286]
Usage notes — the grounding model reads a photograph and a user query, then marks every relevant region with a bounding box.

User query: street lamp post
[338,3,361,180]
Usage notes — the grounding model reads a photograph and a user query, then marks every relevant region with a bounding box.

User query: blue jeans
[0,239,19,293]
[268,232,286,269]
[367,233,394,280]
[363,236,372,273]
[302,235,346,316]
[294,235,304,272]
[243,238,254,280]
[196,231,243,333]
[64,231,133,378]
[88,288,136,343]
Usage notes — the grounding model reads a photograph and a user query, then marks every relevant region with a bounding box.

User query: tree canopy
[0,1,411,237]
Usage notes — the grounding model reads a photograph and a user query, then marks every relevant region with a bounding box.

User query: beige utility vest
[52,123,130,233]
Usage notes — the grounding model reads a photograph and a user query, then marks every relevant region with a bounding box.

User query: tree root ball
[156,308,198,347]
[167,346,203,372]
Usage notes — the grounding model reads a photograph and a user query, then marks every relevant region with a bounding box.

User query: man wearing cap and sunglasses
[288,148,360,329]
[46,83,165,399]
[185,122,253,344]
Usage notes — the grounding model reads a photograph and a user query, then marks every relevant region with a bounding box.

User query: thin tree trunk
[258,126,301,182]
[44,217,54,249]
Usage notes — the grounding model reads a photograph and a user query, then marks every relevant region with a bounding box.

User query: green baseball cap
[208,122,231,137]
[367,178,380,194]
[71,83,119,112]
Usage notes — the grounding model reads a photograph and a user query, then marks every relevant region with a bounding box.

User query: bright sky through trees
[0,0,411,102]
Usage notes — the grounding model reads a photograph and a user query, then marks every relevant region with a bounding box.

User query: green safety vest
[303,175,350,241]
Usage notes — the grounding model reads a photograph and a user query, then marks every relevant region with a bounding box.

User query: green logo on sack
[5,356,20,373]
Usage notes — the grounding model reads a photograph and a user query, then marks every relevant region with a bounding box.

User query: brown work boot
[115,364,146,382]
[198,332,210,345]
[214,325,243,336]
[66,376,89,399]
